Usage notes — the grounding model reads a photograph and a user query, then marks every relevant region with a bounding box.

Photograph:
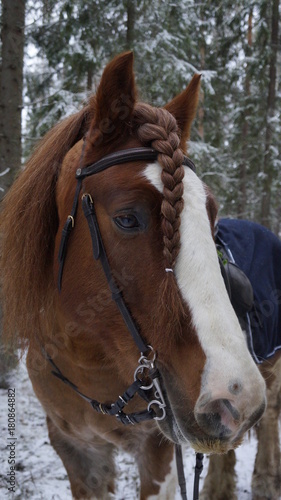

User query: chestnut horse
[1,52,266,499]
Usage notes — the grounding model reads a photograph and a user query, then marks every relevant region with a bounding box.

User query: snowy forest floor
[0,358,278,500]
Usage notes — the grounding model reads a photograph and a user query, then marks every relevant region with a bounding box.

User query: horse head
[54,52,266,453]
[1,52,266,459]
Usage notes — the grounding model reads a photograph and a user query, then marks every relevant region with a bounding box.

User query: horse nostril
[222,399,240,421]
[195,398,241,438]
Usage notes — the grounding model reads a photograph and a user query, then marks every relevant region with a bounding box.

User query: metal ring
[148,400,166,421]
[134,366,153,390]
[140,381,154,390]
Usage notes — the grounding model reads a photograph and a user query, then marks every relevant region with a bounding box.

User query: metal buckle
[133,346,166,421]
[150,375,166,420]
[134,365,153,390]
[67,215,75,228]
[134,345,156,390]
[148,399,166,421]
[82,192,94,204]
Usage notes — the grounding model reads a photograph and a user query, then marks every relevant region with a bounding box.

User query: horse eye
[114,214,140,231]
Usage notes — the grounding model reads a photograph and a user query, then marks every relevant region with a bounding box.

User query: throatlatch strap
[57,177,82,291]
[57,136,88,291]
[82,193,149,355]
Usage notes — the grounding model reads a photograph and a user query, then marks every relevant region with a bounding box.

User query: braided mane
[133,103,184,269]
[132,104,187,348]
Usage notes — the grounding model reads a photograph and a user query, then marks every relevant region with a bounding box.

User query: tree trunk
[237,9,252,219]
[87,67,93,91]
[0,0,24,383]
[126,0,135,50]
[260,0,279,228]
[0,0,25,201]
[198,45,205,141]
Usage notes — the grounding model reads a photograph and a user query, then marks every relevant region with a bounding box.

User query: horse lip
[154,373,246,453]
[154,380,196,446]
[247,400,266,428]
[153,370,197,445]
[154,381,183,444]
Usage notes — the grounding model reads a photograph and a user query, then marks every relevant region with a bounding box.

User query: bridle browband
[75,146,196,178]
[45,145,202,500]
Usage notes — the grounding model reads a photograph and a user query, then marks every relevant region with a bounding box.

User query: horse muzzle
[156,369,266,454]
[194,395,266,441]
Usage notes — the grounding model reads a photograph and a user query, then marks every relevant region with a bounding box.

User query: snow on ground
[0,358,270,499]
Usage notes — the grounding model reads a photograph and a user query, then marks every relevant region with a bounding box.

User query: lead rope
[176,445,187,500]
[193,452,204,500]
[176,445,204,500]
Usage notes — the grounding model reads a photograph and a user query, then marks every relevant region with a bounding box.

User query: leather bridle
[58,146,196,294]
[56,145,196,422]
[44,144,203,499]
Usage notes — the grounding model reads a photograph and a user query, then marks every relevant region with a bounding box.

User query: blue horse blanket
[216,218,281,363]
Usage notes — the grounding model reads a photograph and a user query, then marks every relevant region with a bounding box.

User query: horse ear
[89,51,136,145]
[165,74,201,151]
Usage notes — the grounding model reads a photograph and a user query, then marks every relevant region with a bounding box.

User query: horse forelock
[81,100,185,274]
[133,103,189,349]
[133,103,185,270]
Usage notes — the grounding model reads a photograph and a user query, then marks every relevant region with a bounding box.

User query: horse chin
[190,435,244,455]
[157,413,243,455]
[156,387,244,455]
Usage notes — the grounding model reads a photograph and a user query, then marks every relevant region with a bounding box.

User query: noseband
[43,145,202,500]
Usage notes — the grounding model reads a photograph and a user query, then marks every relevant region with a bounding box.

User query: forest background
[1,0,280,229]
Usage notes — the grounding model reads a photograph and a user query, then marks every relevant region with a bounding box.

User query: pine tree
[23,0,281,232]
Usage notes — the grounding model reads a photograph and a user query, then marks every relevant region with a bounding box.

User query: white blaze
[143,162,264,401]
